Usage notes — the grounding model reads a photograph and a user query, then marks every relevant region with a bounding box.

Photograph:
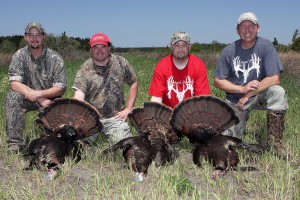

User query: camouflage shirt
[8,46,67,90]
[72,54,137,118]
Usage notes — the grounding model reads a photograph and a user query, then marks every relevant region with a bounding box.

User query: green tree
[273,37,278,48]
[289,29,300,52]
[0,39,16,53]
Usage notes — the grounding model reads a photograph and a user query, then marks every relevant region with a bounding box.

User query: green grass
[0,53,299,199]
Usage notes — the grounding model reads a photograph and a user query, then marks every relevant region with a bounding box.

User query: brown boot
[267,111,289,159]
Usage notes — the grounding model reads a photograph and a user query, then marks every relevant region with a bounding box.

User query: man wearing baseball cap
[72,33,138,146]
[214,12,289,158]
[148,31,210,108]
[5,22,67,153]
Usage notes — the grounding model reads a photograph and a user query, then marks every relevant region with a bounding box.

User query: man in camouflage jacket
[72,33,138,145]
[5,22,67,153]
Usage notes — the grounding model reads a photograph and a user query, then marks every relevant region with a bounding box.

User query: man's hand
[25,90,42,102]
[37,98,53,108]
[237,96,249,110]
[115,108,132,121]
[242,80,260,94]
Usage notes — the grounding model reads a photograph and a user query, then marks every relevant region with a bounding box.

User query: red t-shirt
[148,54,210,108]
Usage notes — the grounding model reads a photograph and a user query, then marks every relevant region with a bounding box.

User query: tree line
[0,30,299,60]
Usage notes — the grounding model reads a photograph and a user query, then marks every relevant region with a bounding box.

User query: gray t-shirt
[215,37,283,103]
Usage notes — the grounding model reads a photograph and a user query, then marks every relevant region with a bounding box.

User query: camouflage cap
[171,31,190,45]
[25,22,45,34]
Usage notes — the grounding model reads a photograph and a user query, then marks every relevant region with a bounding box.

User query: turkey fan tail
[170,95,239,137]
[129,102,177,144]
[236,142,264,154]
[129,102,172,131]
[36,98,103,138]
[143,102,172,126]
[128,107,144,131]
[143,102,177,143]
[35,119,53,135]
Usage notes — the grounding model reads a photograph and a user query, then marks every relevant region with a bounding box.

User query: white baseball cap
[237,12,258,25]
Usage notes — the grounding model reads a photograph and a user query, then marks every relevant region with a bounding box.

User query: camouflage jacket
[8,46,67,90]
[72,54,137,118]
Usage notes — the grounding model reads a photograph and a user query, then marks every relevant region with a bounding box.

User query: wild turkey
[24,98,103,180]
[170,95,263,178]
[129,102,180,163]
[102,102,179,182]
[102,131,156,182]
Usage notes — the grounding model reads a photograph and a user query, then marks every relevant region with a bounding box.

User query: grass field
[0,53,299,199]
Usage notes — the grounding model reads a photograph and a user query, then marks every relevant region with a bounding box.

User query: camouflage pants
[5,91,41,147]
[222,85,288,139]
[84,116,132,146]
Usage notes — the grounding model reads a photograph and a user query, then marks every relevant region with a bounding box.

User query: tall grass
[0,53,299,199]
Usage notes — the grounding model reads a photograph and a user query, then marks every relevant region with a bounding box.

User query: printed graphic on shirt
[167,76,194,102]
[232,53,260,83]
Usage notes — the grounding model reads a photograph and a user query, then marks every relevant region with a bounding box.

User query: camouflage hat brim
[25,22,45,34]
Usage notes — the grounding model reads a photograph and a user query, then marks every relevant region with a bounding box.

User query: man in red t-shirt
[148,31,210,108]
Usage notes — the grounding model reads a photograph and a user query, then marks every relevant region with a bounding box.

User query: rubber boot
[267,111,289,159]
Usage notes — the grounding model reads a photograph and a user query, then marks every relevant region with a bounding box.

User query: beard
[29,41,41,49]
[173,51,188,59]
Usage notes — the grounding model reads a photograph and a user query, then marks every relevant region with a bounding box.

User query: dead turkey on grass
[102,102,179,182]
[24,98,103,180]
[170,95,263,179]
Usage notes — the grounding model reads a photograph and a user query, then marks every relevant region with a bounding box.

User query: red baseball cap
[89,33,110,47]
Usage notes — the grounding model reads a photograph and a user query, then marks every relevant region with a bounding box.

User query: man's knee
[107,122,132,145]
[266,85,288,111]
[5,91,25,107]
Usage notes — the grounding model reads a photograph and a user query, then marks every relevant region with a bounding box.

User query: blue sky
[1,0,299,47]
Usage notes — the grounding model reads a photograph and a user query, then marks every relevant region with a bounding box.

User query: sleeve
[262,41,284,76]
[148,64,166,97]
[194,60,211,96]
[214,47,231,79]
[52,55,67,89]
[123,58,137,85]
[8,51,24,82]
[72,68,88,93]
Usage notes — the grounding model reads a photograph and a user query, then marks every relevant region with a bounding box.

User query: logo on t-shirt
[233,53,261,83]
[167,76,194,102]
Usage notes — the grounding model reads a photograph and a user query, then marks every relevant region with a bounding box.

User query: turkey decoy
[24,98,103,180]
[170,95,263,178]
